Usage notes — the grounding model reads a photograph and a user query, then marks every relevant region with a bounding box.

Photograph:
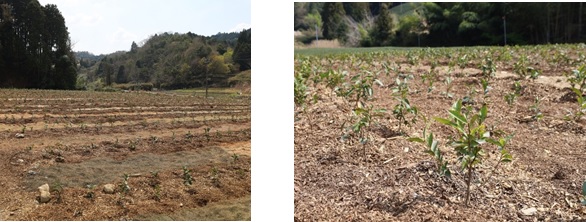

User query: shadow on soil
[135,195,251,221]
[24,147,232,191]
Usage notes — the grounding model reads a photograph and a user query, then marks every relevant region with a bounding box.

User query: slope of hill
[77,29,251,91]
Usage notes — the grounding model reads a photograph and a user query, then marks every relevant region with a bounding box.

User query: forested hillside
[295,2,586,47]
[78,29,251,90]
[0,0,77,89]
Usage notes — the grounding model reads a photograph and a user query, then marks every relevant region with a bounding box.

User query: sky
[37,0,251,55]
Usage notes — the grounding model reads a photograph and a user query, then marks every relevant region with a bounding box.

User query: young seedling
[566,65,586,93]
[294,74,308,107]
[210,167,220,187]
[422,63,437,94]
[434,100,513,206]
[182,166,193,186]
[408,116,450,177]
[565,88,586,121]
[120,174,131,194]
[204,127,211,142]
[529,96,544,123]
[391,77,418,134]
[339,73,383,109]
[348,105,386,156]
[443,75,454,98]
[392,97,418,134]
[504,81,523,106]
[527,67,541,80]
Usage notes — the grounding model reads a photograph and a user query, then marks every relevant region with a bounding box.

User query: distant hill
[77,29,251,91]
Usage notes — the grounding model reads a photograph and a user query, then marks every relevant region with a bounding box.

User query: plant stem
[465,161,472,207]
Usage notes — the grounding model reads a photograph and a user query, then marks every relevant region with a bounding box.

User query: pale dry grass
[295,39,342,49]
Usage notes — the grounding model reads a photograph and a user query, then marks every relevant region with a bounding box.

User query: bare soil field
[0,89,250,220]
[295,45,586,221]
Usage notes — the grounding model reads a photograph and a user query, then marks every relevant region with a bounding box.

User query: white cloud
[111,27,137,43]
[69,13,103,27]
[229,23,251,32]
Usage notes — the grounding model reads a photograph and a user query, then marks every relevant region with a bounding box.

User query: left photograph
[0,0,251,220]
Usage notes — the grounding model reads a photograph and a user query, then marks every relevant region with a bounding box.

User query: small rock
[27,170,37,175]
[38,184,51,203]
[15,133,25,138]
[179,203,183,207]
[521,207,537,216]
[39,190,51,203]
[17,159,24,163]
[103,184,116,194]
[403,147,409,152]
[38,183,50,193]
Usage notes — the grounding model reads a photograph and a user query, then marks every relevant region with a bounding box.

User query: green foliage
[0,1,77,89]
[338,72,383,108]
[434,100,513,206]
[347,105,386,155]
[233,28,251,71]
[504,81,522,106]
[529,96,544,122]
[566,65,586,93]
[120,174,131,194]
[408,117,451,177]
[182,166,193,186]
[480,57,496,79]
[294,74,308,107]
[392,96,418,134]
[321,2,348,42]
[566,88,586,121]
[370,3,394,46]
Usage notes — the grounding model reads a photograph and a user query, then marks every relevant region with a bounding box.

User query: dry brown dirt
[0,89,250,220]
[295,49,586,221]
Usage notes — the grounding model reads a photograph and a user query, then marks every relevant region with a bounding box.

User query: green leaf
[479,105,488,123]
[424,150,434,156]
[448,109,467,124]
[434,117,457,128]
[407,137,424,143]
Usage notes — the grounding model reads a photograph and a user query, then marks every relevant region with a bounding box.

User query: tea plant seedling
[347,104,386,156]
[565,88,586,121]
[204,127,211,142]
[566,65,586,93]
[529,96,544,123]
[210,166,220,187]
[120,174,131,194]
[434,100,513,206]
[408,116,450,177]
[443,75,454,98]
[182,166,193,186]
[392,97,418,134]
[294,74,308,107]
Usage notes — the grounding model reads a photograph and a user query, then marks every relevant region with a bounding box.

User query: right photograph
[294,2,586,221]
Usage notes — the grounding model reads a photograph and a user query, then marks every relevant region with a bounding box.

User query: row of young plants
[295,44,586,207]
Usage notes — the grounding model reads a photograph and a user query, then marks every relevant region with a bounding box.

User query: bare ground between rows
[1,130,250,220]
[0,120,250,150]
[295,64,586,221]
[7,155,251,220]
[0,112,250,132]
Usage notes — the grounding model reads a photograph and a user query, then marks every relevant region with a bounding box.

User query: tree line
[0,0,77,89]
[295,2,586,47]
[79,28,251,90]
